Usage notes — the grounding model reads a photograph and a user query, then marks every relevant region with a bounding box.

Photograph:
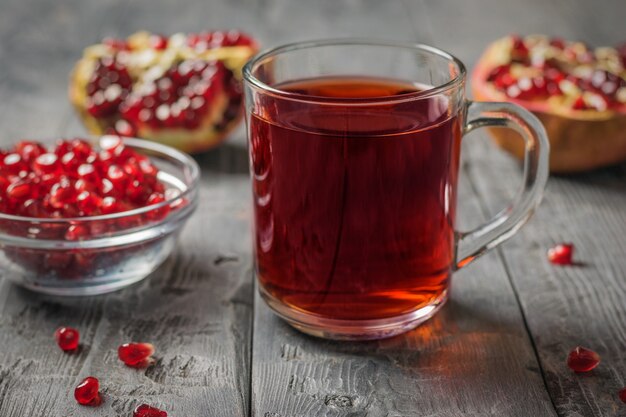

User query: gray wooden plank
[249,2,556,416]
[0,0,255,416]
[463,134,626,417]
[0,177,253,417]
[416,0,626,415]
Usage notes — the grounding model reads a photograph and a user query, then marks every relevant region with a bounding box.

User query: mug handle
[455,100,550,270]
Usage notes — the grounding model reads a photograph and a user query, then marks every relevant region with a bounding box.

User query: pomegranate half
[472,35,626,173]
[69,31,258,153]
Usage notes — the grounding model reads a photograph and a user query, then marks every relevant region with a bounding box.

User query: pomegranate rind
[471,37,626,173]
[69,31,258,154]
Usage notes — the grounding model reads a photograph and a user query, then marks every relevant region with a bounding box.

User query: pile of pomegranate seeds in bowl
[0,135,198,295]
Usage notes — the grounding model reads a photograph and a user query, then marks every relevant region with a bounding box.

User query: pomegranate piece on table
[74,376,101,406]
[547,243,574,265]
[567,346,601,373]
[134,404,168,417]
[69,30,258,153]
[118,342,155,367]
[472,35,626,172]
[619,387,626,404]
[54,327,80,351]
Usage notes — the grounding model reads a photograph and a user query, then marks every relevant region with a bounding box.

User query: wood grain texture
[416,0,626,415]
[0,0,254,415]
[0,177,253,417]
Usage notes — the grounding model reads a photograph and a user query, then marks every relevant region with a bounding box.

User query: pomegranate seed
[103,37,129,50]
[77,163,100,182]
[127,179,150,203]
[54,326,80,351]
[107,164,128,189]
[15,141,46,163]
[547,243,574,265]
[77,191,102,215]
[567,346,600,373]
[65,224,90,241]
[150,34,168,50]
[619,387,626,404]
[49,181,77,209]
[134,404,168,417]
[496,73,517,90]
[511,35,529,59]
[118,342,155,367]
[74,178,97,193]
[71,139,93,158]
[114,119,137,137]
[550,38,566,49]
[33,153,60,175]
[99,135,123,152]
[139,159,158,176]
[101,196,123,214]
[22,199,46,217]
[145,192,170,221]
[60,151,81,173]
[123,160,143,179]
[3,153,25,175]
[6,180,33,202]
[74,376,101,406]
[486,64,511,82]
[572,96,588,110]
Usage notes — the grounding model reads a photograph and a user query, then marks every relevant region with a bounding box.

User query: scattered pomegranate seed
[54,327,80,351]
[74,376,101,406]
[118,342,155,367]
[547,243,574,265]
[567,346,600,373]
[619,387,626,404]
[134,404,168,417]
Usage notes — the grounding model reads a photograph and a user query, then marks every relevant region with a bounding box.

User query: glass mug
[243,40,549,340]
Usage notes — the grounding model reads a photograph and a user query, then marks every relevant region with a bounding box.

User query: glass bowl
[0,136,199,295]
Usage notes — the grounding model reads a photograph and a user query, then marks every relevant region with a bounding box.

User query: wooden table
[0,0,625,415]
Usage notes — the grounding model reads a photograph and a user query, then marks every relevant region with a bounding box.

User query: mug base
[259,285,448,341]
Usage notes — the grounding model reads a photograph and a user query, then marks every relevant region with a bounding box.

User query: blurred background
[1,0,624,141]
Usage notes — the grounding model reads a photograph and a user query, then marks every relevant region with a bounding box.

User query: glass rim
[242,38,467,104]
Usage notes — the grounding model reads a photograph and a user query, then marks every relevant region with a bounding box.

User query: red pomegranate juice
[249,76,462,320]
